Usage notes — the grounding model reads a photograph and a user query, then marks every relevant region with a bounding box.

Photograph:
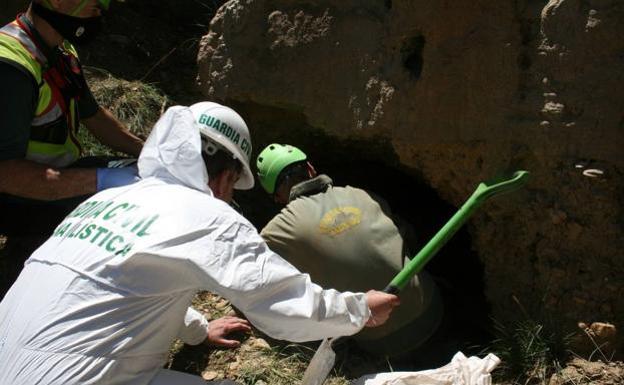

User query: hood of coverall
[138,106,212,194]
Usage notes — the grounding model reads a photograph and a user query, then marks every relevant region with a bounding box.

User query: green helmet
[256,144,307,194]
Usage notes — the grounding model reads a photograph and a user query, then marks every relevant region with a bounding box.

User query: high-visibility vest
[0,16,83,167]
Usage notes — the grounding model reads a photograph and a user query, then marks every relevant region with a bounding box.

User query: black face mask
[32,1,102,46]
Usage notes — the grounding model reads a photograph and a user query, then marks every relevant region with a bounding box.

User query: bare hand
[203,316,252,348]
[364,290,400,328]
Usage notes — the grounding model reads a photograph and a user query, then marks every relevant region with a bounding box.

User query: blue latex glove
[96,165,140,191]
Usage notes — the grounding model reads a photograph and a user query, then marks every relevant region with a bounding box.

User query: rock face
[197,0,623,347]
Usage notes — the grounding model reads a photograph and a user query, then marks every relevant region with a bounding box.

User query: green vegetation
[490,315,574,384]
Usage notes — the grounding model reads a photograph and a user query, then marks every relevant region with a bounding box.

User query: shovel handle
[384,170,529,293]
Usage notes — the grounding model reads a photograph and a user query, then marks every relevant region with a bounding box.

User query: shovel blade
[301,338,337,385]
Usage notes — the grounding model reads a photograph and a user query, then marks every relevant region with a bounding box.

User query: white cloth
[0,106,370,385]
[352,352,501,385]
[179,308,210,345]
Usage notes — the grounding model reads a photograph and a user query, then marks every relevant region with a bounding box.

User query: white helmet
[189,102,254,190]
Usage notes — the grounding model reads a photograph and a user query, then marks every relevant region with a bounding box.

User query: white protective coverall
[0,106,370,385]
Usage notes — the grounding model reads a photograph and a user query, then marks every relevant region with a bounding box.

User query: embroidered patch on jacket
[319,206,362,236]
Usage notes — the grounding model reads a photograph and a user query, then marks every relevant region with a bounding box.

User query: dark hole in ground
[402,35,425,80]
[233,102,493,369]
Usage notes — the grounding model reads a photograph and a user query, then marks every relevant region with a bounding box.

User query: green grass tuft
[490,316,574,384]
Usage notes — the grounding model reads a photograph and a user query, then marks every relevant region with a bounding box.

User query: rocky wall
[197,0,624,348]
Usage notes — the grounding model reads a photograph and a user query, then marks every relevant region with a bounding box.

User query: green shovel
[301,170,530,385]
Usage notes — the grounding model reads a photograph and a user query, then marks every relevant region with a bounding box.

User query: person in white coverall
[0,102,399,385]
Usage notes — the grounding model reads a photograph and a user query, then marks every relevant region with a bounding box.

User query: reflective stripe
[32,103,63,125]
[26,142,78,168]
[0,22,47,65]
[35,85,53,115]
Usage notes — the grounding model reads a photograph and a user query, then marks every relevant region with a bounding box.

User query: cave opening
[233,102,493,368]
[308,141,493,369]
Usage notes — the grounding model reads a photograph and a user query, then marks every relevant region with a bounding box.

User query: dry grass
[80,68,169,157]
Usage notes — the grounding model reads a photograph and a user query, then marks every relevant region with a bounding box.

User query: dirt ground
[549,359,624,385]
[169,293,624,385]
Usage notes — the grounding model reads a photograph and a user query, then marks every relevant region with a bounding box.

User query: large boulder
[197,0,623,348]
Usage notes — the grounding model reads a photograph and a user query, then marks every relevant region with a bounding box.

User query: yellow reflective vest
[0,17,82,167]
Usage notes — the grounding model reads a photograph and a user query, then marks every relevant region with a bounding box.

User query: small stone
[215,299,231,310]
[542,101,565,115]
[582,168,603,178]
[586,9,600,30]
[201,370,219,380]
[589,322,616,339]
[249,337,271,350]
